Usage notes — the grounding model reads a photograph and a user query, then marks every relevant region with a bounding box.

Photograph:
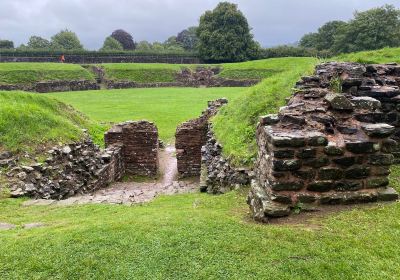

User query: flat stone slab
[0,223,16,230]
[23,223,46,229]
[22,180,199,207]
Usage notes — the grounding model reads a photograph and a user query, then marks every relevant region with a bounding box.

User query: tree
[136,41,152,51]
[299,33,319,49]
[333,5,400,53]
[197,2,259,62]
[27,36,51,49]
[176,27,199,51]
[314,21,346,51]
[51,30,84,50]
[0,40,14,49]
[163,36,185,51]
[110,29,136,50]
[100,36,123,51]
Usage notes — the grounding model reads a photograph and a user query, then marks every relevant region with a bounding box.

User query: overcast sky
[0,0,399,49]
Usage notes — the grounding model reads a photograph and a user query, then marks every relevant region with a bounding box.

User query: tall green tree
[315,21,346,50]
[176,27,199,51]
[197,2,259,62]
[27,36,51,49]
[333,5,400,53]
[100,36,123,51]
[299,33,319,48]
[0,40,14,49]
[51,30,84,50]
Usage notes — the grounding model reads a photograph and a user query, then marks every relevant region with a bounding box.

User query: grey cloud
[0,0,399,49]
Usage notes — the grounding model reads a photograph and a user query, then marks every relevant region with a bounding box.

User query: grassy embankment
[0,91,101,154]
[0,63,94,85]
[212,48,400,167]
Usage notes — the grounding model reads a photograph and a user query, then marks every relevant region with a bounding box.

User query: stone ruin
[175,99,228,178]
[105,121,159,177]
[248,62,400,222]
[7,121,159,199]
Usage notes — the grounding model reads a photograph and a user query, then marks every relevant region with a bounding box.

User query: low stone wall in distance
[0,80,99,93]
[0,55,201,64]
[105,121,159,177]
[248,62,400,222]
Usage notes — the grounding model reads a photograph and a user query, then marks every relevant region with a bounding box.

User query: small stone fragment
[324,93,353,111]
[259,114,280,125]
[351,97,381,110]
[362,124,395,138]
[377,187,399,201]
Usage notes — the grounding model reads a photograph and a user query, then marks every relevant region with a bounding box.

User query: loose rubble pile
[105,121,159,176]
[200,129,251,194]
[7,140,123,199]
[248,62,400,222]
[175,99,228,177]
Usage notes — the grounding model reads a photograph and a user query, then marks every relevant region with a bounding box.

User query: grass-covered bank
[48,87,246,142]
[0,91,102,153]
[0,63,94,85]
[212,57,318,166]
[0,165,399,279]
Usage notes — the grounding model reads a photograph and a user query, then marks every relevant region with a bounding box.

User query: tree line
[1,3,399,62]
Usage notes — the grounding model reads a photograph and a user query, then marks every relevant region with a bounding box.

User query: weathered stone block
[274,149,295,159]
[346,141,377,154]
[377,187,399,201]
[307,181,334,192]
[318,167,343,180]
[272,160,302,172]
[351,97,381,110]
[324,93,353,111]
[259,114,280,125]
[368,154,394,166]
[296,148,317,159]
[303,157,330,168]
[270,181,304,191]
[293,169,316,180]
[344,166,370,179]
[334,181,363,191]
[271,135,306,148]
[324,144,345,156]
[366,177,389,188]
[362,124,395,138]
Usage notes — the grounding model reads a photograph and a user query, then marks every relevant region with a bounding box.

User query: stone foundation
[200,129,252,194]
[248,62,400,222]
[175,99,228,178]
[105,121,159,176]
[8,140,124,199]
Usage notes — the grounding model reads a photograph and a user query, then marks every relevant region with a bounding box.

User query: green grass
[0,165,399,279]
[0,91,102,153]
[213,57,318,166]
[333,47,400,64]
[102,63,185,83]
[47,87,246,143]
[218,59,285,80]
[0,63,94,85]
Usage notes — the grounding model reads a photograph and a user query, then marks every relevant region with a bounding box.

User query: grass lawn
[47,87,246,143]
[102,63,185,83]
[0,63,94,85]
[1,165,400,279]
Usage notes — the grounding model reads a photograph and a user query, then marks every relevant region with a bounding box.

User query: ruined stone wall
[248,62,400,222]
[8,140,125,200]
[0,80,99,93]
[0,55,201,64]
[200,129,251,194]
[175,99,228,177]
[105,121,159,177]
